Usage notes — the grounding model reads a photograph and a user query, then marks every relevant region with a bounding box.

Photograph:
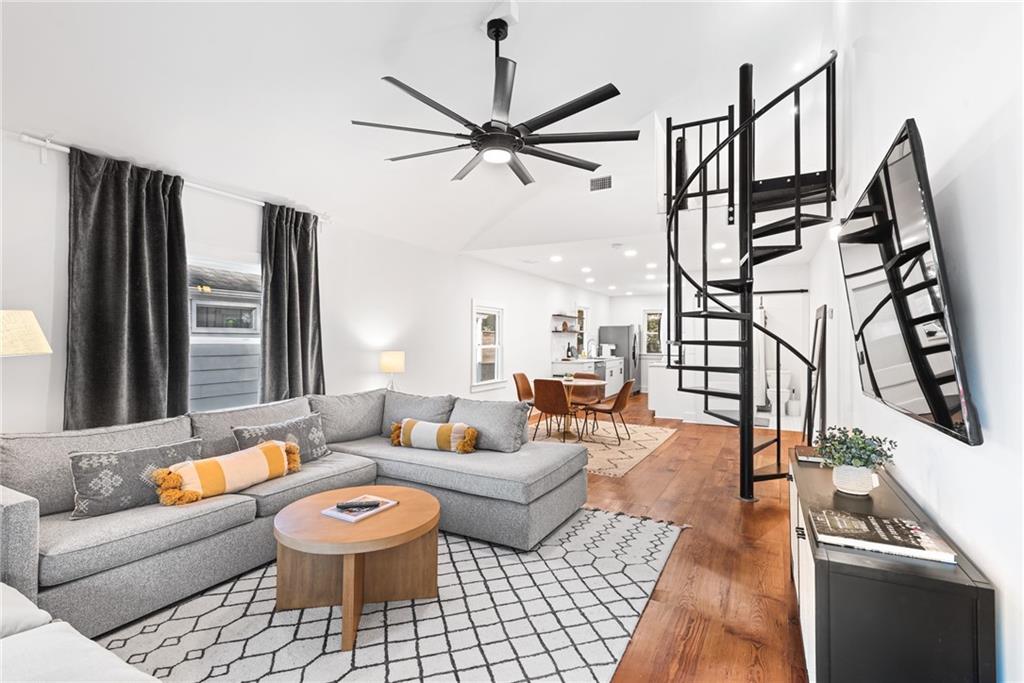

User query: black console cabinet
[788,450,995,683]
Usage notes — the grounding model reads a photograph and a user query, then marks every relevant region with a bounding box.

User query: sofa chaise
[0,582,155,681]
[0,389,587,638]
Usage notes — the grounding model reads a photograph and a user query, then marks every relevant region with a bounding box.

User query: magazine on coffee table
[321,494,398,523]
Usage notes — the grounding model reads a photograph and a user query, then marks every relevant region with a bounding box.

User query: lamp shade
[379,351,406,374]
[0,310,53,357]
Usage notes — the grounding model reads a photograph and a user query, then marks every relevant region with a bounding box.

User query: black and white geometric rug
[101,509,682,682]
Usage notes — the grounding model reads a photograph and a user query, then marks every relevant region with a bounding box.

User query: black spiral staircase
[665,51,838,501]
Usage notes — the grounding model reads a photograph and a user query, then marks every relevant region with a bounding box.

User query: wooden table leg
[341,553,364,651]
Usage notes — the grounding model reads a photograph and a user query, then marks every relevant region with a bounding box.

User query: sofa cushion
[380,391,455,437]
[308,389,386,442]
[330,436,587,505]
[393,419,478,453]
[157,441,299,506]
[237,452,377,516]
[1,621,155,682]
[38,495,255,587]
[69,438,203,519]
[233,413,330,463]
[0,582,52,638]
[0,416,193,516]
[189,398,310,458]
[448,398,531,453]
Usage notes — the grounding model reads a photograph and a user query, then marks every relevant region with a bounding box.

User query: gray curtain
[260,204,325,401]
[65,148,189,429]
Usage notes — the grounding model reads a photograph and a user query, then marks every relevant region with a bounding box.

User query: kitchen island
[551,357,624,398]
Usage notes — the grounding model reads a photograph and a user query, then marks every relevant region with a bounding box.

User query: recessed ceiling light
[645,274,656,280]
[793,61,805,72]
[607,285,617,291]
[711,242,726,250]
[623,249,638,257]
[549,255,563,263]
[829,225,842,241]
[580,266,592,273]
[626,291,633,296]
[720,257,734,265]
[585,277,595,284]
[645,262,657,269]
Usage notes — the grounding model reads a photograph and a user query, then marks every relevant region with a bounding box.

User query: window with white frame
[472,302,504,389]
[644,309,664,354]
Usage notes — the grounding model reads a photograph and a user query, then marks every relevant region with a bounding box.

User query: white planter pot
[832,465,879,496]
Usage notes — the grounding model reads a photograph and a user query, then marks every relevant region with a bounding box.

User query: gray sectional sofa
[0,389,587,638]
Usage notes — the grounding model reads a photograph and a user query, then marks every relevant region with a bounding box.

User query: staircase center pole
[738,63,756,502]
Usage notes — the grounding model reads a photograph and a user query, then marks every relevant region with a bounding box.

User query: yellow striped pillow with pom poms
[153,440,300,505]
[390,419,477,454]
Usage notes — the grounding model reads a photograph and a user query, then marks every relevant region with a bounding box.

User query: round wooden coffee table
[273,485,440,651]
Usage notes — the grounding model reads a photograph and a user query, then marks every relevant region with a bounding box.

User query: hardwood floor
[572,394,807,682]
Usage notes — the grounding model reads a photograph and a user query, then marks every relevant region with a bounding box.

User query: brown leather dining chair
[532,378,581,443]
[585,379,635,446]
[568,372,603,437]
[513,373,534,406]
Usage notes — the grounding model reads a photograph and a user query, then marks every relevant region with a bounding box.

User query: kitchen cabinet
[602,358,624,398]
[551,360,595,376]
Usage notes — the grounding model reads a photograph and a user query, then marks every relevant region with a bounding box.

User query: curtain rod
[16,132,329,223]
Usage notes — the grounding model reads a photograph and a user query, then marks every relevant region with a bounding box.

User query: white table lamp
[0,310,53,357]
[379,351,405,390]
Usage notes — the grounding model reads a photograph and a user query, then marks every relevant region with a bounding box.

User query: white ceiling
[2,1,835,285]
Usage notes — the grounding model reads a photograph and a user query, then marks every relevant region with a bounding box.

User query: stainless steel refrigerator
[597,325,640,394]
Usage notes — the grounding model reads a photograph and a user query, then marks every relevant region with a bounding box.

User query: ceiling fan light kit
[354,18,640,185]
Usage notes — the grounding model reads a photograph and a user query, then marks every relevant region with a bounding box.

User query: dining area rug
[533,422,676,477]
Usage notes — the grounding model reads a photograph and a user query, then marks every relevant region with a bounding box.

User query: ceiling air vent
[590,175,612,192]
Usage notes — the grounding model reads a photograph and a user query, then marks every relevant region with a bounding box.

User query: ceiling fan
[352,18,640,185]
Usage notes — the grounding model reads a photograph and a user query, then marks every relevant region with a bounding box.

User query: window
[191,300,259,334]
[644,310,664,354]
[188,261,262,411]
[472,302,504,390]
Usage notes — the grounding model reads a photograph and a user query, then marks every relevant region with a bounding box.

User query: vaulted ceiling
[3,2,834,277]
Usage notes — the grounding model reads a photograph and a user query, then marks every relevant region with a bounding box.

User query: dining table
[553,376,606,440]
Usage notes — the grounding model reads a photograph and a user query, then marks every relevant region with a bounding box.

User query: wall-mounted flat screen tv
[837,119,982,445]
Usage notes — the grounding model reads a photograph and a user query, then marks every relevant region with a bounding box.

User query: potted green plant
[814,426,897,495]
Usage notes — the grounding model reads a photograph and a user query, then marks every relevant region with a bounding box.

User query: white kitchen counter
[551,358,624,398]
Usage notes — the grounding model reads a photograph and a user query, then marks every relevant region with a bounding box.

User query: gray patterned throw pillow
[68,438,202,520]
[232,412,330,463]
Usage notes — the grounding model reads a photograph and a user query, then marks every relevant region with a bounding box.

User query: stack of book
[808,507,957,564]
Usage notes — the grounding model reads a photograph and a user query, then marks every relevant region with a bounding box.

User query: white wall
[0,131,609,431]
[316,227,610,401]
[810,4,1023,680]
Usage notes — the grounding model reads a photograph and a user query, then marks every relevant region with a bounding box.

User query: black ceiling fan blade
[519,145,601,172]
[514,83,620,134]
[451,151,485,181]
[382,76,484,133]
[491,57,516,126]
[352,120,471,139]
[522,130,640,145]
[387,144,471,162]
[507,153,535,185]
